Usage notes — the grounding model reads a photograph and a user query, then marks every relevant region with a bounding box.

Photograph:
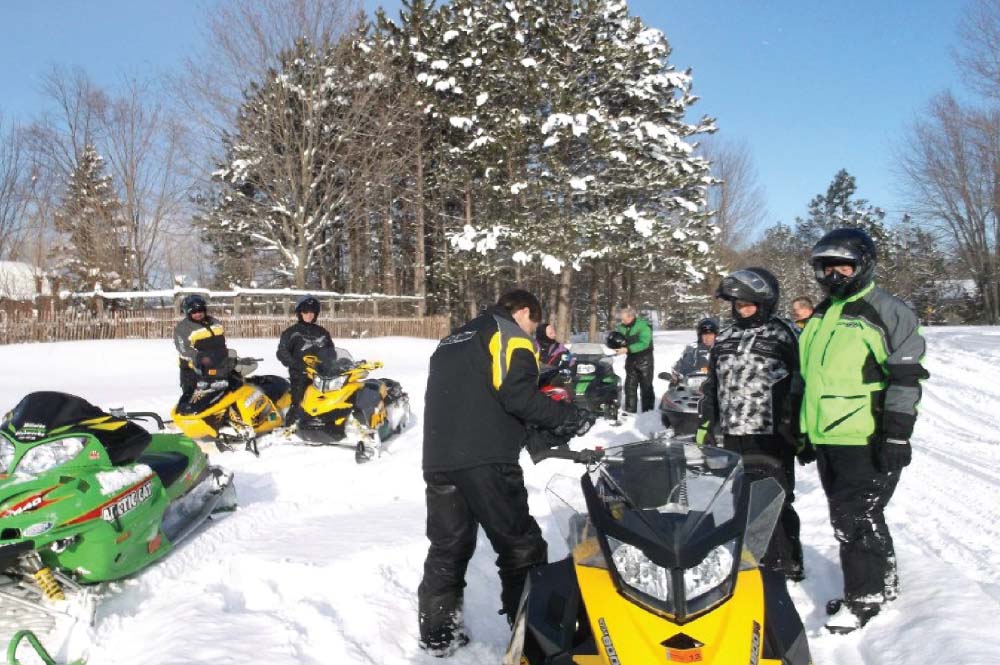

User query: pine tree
[51,145,127,292]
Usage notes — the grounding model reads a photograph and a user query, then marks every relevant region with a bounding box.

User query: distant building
[0,261,51,300]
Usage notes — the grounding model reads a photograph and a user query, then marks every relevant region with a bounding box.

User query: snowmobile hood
[548,438,785,623]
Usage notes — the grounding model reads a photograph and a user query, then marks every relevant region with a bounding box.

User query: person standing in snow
[696,268,807,581]
[276,295,334,427]
[173,294,227,402]
[613,305,655,414]
[791,296,815,330]
[418,289,594,656]
[799,228,929,633]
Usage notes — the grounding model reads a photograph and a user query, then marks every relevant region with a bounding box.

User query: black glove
[525,428,571,464]
[553,406,595,438]
[873,436,911,473]
[796,437,817,466]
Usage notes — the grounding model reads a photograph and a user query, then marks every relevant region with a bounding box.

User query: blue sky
[0,0,971,229]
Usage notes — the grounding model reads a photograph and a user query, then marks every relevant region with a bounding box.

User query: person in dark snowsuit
[672,317,718,378]
[535,322,573,369]
[173,294,227,402]
[799,228,929,634]
[276,295,334,426]
[697,268,807,582]
[418,289,594,656]
[613,306,655,413]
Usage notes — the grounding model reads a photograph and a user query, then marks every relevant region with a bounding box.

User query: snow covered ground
[1,328,999,664]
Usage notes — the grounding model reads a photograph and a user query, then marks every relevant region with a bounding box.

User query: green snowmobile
[0,391,235,663]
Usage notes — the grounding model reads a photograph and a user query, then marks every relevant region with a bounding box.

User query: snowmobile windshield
[1,392,105,442]
[568,343,609,361]
[547,439,782,623]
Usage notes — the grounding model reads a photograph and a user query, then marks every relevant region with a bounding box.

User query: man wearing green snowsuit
[614,306,655,413]
[799,228,929,634]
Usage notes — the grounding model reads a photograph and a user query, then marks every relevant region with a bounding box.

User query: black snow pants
[179,359,199,402]
[816,444,901,605]
[418,463,547,646]
[285,372,310,426]
[722,435,803,576]
[624,350,655,413]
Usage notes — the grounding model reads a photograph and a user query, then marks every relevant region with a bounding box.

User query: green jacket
[615,317,653,355]
[799,283,929,446]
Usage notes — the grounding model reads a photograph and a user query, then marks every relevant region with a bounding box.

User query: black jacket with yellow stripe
[173,315,227,367]
[423,306,575,472]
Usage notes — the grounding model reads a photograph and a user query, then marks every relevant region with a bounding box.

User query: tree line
[1,0,998,332]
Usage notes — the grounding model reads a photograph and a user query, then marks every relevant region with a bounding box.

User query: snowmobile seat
[246,375,290,404]
[137,451,189,489]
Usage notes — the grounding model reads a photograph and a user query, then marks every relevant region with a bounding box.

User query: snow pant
[179,359,199,402]
[624,350,655,413]
[285,373,310,426]
[418,463,547,646]
[722,434,803,576]
[816,444,900,605]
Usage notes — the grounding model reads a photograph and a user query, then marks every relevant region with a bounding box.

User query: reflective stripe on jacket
[799,283,928,446]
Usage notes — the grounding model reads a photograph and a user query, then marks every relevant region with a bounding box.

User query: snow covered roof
[0,261,50,299]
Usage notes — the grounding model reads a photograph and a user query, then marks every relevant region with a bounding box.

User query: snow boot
[824,598,880,634]
[784,561,805,583]
[419,629,470,658]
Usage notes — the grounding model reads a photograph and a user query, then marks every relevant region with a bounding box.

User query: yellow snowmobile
[505,438,812,665]
[170,350,292,455]
[293,347,410,463]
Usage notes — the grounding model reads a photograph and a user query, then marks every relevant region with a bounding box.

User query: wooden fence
[0,310,450,345]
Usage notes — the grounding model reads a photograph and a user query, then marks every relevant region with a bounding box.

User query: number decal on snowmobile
[101,481,153,521]
[749,619,761,665]
[597,618,622,665]
[0,486,61,518]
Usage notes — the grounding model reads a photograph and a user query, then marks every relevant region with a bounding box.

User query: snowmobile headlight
[315,375,348,392]
[608,537,671,602]
[684,538,737,601]
[16,437,87,476]
[0,438,14,472]
[686,375,706,390]
[576,363,596,375]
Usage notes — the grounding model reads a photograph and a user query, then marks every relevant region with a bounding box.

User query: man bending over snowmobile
[419,288,594,657]
[174,294,227,402]
[276,295,334,427]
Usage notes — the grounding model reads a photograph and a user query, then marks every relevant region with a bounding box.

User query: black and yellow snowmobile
[504,438,812,665]
[293,347,410,462]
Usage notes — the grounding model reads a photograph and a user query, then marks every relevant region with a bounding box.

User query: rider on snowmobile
[174,294,228,402]
[672,317,718,377]
[276,295,335,427]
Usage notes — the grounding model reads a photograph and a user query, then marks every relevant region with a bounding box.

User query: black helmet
[295,295,321,321]
[811,228,877,298]
[606,330,628,349]
[716,267,780,327]
[182,294,207,317]
[696,317,719,336]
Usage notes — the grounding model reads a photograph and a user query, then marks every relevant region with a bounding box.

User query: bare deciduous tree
[898,92,1000,322]
[955,0,1000,100]
[700,137,768,265]
[0,116,29,260]
[175,0,361,143]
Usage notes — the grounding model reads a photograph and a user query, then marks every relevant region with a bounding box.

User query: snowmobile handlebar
[534,447,605,465]
[108,408,166,431]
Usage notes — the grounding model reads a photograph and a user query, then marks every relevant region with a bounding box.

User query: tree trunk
[588,265,600,342]
[381,190,397,296]
[556,267,573,338]
[414,130,427,313]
